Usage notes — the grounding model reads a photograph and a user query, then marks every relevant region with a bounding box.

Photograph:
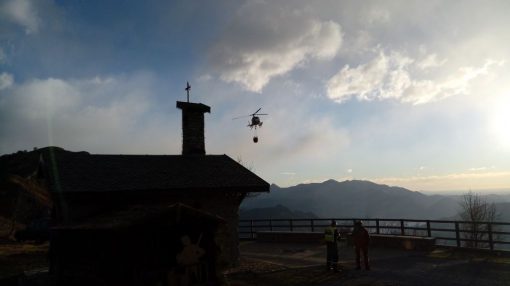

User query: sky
[1,0,510,192]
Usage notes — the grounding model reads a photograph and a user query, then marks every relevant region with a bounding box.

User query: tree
[458,191,499,248]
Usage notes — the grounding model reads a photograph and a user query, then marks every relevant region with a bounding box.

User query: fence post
[311,219,315,232]
[269,219,273,232]
[426,220,431,237]
[400,220,405,235]
[455,222,461,247]
[250,220,254,239]
[376,219,380,234]
[488,223,494,251]
[289,220,293,232]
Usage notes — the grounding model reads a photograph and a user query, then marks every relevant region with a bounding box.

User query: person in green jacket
[324,220,340,271]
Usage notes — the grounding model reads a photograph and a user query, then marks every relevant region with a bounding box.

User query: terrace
[229,218,510,285]
[227,240,510,286]
[2,217,510,285]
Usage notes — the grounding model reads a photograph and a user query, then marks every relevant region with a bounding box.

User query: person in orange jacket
[351,220,370,270]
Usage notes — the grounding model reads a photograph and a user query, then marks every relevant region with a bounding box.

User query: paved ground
[226,241,510,286]
[2,241,509,285]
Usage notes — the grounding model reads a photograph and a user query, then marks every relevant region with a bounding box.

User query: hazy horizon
[1,1,510,192]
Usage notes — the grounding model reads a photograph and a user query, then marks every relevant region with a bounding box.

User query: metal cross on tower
[185,82,191,102]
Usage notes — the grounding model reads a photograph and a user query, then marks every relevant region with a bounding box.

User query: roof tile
[41,152,269,193]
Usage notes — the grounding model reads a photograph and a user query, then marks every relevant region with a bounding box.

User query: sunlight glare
[489,94,510,150]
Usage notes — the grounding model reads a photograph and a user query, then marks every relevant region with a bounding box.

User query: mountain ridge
[242,179,461,219]
[239,204,318,220]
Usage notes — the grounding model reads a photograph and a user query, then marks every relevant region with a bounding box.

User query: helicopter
[233,108,268,143]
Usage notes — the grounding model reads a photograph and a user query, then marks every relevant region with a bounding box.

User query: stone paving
[231,241,510,286]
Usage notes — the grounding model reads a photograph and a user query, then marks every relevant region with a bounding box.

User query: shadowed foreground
[1,241,509,285]
[226,241,510,286]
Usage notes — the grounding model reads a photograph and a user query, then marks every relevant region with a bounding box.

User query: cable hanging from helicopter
[232,108,268,143]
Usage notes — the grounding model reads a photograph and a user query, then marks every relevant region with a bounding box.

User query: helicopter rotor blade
[255,113,268,116]
[232,115,252,120]
[252,108,262,115]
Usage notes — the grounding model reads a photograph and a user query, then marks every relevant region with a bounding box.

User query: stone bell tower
[176,82,210,155]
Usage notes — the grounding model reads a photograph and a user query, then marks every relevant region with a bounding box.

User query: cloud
[210,1,342,92]
[0,73,182,154]
[374,171,510,191]
[416,53,447,70]
[378,171,510,182]
[266,117,350,161]
[402,59,502,105]
[0,73,14,90]
[1,0,40,34]
[366,7,390,25]
[468,166,496,172]
[10,78,81,118]
[468,167,487,171]
[326,49,502,105]
[326,51,392,102]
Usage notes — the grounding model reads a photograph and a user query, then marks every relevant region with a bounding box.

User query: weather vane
[185,81,191,102]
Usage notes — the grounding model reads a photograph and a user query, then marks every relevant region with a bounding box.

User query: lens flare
[488,94,510,150]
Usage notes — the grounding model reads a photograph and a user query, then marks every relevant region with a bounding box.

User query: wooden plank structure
[50,203,225,285]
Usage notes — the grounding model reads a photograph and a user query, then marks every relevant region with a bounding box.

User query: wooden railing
[239,218,510,251]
